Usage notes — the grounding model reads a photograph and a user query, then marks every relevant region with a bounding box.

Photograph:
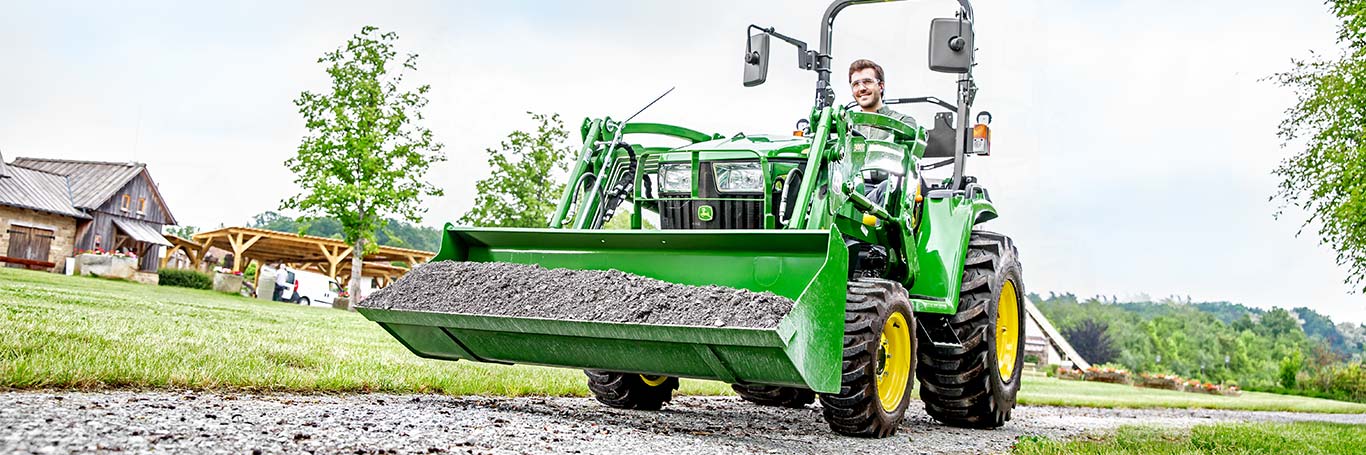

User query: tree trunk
[349,238,364,310]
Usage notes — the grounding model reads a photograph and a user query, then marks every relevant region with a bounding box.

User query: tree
[1273,1,1366,291]
[460,113,573,228]
[1061,318,1119,365]
[164,225,198,239]
[284,26,445,308]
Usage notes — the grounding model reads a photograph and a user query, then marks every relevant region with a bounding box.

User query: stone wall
[0,205,78,273]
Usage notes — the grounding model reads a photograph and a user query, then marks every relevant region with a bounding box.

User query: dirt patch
[357,261,795,328]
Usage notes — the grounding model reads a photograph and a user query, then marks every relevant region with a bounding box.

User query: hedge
[158,268,212,290]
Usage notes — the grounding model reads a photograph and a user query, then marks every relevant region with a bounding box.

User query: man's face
[850,68,883,110]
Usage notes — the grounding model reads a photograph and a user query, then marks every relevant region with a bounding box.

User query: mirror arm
[748,25,816,70]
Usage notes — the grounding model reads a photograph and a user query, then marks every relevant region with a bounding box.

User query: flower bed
[1137,373,1186,391]
[1057,368,1084,381]
[1083,366,1131,385]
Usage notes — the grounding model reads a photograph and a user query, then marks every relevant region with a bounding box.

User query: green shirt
[854,105,917,141]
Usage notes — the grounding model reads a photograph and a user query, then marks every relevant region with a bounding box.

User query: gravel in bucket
[357,261,795,328]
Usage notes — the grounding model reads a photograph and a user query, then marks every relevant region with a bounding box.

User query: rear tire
[818,278,916,438]
[732,384,816,408]
[584,371,678,410]
[300,297,311,307]
[916,231,1025,428]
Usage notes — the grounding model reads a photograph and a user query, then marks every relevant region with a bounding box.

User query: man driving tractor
[849,59,916,140]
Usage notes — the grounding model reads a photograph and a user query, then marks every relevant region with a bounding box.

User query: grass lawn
[1013,422,1366,454]
[1017,375,1366,413]
[3,267,1366,414]
[0,267,729,396]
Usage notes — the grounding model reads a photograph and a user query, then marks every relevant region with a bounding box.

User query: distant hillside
[1031,292,1366,389]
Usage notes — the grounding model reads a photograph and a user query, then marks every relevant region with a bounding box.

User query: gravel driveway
[3,391,1363,454]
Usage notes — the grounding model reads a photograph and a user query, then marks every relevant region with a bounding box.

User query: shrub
[1280,352,1303,390]
[1045,364,1061,378]
[159,268,212,290]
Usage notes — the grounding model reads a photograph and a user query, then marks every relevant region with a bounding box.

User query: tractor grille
[657,161,769,230]
[658,198,766,229]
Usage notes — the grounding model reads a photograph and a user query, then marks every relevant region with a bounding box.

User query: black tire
[300,297,311,307]
[818,278,916,438]
[731,384,816,408]
[584,371,678,410]
[916,231,1025,429]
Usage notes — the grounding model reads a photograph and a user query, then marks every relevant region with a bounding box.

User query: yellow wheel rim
[996,280,1020,381]
[875,311,912,413]
[640,375,669,387]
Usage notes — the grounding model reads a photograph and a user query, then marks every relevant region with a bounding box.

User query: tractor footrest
[929,341,964,350]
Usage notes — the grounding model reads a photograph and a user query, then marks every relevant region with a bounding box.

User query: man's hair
[848,59,884,83]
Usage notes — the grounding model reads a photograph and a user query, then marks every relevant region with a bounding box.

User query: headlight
[713,162,763,193]
[658,163,691,193]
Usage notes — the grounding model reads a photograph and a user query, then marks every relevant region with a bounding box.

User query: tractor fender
[905,192,996,315]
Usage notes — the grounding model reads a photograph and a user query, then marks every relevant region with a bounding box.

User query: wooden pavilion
[160,226,434,290]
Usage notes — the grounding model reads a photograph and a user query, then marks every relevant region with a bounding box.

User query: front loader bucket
[357,227,849,394]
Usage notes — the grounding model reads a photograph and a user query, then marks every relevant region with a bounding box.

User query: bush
[1045,364,1061,378]
[158,268,212,290]
[1280,352,1303,390]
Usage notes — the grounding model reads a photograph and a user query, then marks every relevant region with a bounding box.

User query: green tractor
[359,0,1025,437]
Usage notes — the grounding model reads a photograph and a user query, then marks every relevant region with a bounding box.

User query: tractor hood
[660,134,812,161]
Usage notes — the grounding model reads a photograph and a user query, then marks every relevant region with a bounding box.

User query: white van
[287,269,343,308]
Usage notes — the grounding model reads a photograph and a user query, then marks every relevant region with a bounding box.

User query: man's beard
[857,92,880,109]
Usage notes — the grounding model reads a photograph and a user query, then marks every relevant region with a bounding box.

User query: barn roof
[10,158,177,225]
[0,159,89,219]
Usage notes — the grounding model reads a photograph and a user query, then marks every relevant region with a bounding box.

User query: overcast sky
[2,0,1361,324]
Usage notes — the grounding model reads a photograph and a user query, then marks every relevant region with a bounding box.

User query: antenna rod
[623,86,675,125]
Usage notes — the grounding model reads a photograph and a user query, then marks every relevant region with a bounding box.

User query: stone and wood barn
[0,155,89,272]
[0,155,176,274]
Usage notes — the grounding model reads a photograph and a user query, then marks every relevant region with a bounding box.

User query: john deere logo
[697,205,714,222]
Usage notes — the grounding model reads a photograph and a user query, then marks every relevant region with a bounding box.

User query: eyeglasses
[851,78,880,89]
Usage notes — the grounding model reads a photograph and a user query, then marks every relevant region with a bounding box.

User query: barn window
[138,197,147,214]
[120,195,131,211]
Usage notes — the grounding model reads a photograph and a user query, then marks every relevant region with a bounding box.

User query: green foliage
[460,113,574,228]
[1033,293,1317,388]
[1061,318,1118,365]
[157,269,211,290]
[1272,1,1366,290]
[1281,352,1304,389]
[163,225,198,239]
[284,25,445,252]
[248,211,441,252]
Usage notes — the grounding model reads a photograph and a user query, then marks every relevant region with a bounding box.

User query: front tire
[299,297,311,307]
[584,371,678,410]
[818,278,916,438]
[916,231,1025,428]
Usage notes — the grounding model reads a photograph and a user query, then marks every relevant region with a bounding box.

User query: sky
[2,0,1362,324]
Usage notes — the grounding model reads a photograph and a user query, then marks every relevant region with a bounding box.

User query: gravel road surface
[4,391,1364,454]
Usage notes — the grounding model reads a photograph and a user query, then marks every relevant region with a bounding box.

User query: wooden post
[317,243,353,283]
[160,244,183,270]
[226,232,262,272]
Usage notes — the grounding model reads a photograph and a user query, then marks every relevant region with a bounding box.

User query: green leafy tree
[164,225,198,239]
[284,26,445,308]
[1281,351,1304,389]
[460,113,574,228]
[1061,318,1118,365]
[1273,1,1366,290]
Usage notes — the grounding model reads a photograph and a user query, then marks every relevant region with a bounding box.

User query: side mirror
[743,33,770,87]
[928,17,974,74]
